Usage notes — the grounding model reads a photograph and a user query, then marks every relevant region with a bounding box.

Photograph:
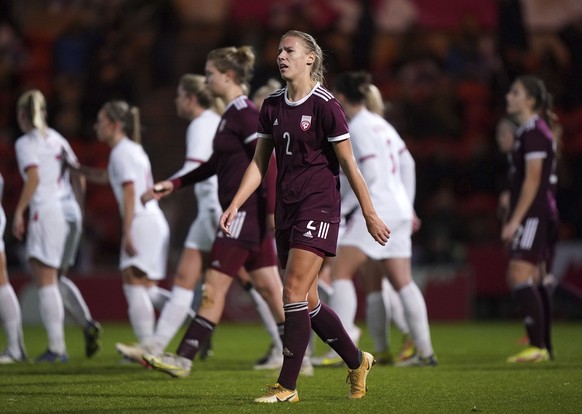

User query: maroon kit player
[141,45,285,377]
[503,75,559,363]
[220,30,390,403]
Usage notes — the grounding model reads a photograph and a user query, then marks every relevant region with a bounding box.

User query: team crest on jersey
[300,115,312,131]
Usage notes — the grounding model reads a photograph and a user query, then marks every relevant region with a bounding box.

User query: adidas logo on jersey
[273,119,279,126]
[303,231,313,238]
[211,260,221,268]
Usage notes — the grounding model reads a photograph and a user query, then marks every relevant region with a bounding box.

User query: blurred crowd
[0,0,581,270]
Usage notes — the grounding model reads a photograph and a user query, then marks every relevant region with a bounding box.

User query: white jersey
[170,109,221,211]
[108,137,159,217]
[15,127,73,208]
[108,137,169,277]
[345,108,413,221]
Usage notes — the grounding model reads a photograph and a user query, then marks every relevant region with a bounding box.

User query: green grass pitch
[1,321,581,413]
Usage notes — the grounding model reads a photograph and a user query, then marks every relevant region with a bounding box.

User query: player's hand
[365,212,390,246]
[141,181,174,204]
[501,220,519,244]
[12,211,26,240]
[219,205,239,237]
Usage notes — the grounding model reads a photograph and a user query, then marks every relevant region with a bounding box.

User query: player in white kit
[324,72,436,367]
[0,172,28,363]
[13,90,71,362]
[83,100,170,348]
[116,74,222,361]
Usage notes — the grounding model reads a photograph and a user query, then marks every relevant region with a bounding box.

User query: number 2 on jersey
[283,132,292,155]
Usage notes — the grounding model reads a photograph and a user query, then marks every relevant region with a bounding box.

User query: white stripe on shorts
[229,211,246,239]
[318,222,330,239]
[520,218,538,250]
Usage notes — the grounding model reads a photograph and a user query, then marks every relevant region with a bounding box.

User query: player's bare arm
[219,138,273,235]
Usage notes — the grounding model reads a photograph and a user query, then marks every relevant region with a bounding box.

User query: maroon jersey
[257,83,350,231]
[173,96,267,246]
[509,115,558,221]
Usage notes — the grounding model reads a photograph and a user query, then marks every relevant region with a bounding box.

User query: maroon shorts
[209,235,277,277]
[508,215,557,265]
[276,219,339,269]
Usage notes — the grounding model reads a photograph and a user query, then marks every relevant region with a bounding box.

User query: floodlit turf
[1,322,581,413]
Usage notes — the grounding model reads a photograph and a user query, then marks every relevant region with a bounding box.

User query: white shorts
[26,203,67,268]
[120,210,169,280]
[184,208,220,251]
[339,214,411,260]
[0,206,6,252]
[60,196,82,268]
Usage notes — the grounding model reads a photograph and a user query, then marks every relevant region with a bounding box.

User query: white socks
[58,275,92,326]
[382,278,409,335]
[153,285,194,351]
[248,286,282,351]
[366,292,388,353]
[399,282,433,358]
[0,283,25,357]
[38,284,66,354]
[330,279,359,341]
[123,284,155,344]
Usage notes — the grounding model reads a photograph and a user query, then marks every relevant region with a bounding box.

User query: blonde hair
[281,30,325,85]
[207,46,255,92]
[365,84,385,116]
[17,89,48,134]
[101,100,142,143]
[179,74,224,114]
[252,78,282,109]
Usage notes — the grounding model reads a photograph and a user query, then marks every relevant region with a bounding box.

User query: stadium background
[0,0,580,323]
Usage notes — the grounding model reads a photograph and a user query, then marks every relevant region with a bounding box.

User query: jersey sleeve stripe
[313,90,331,102]
[525,151,547,160]
[328,133,350,142]
[258,133,273,139]
[244,132,258,144]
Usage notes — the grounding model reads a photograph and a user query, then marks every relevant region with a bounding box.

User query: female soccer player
[14,90,102,361]
[0,172,27,363]
[503,75,559,363]
[13,89,72,362]
[141,46,285,378]
[115,74,221,361]
[85,100,170,348]
[220,31,389,403]
[326,71,435,368]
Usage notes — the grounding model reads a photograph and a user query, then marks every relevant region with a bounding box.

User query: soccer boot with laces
[83,320,103,358]
[254,383,299,403]
[507,346,549,363]
[346,351,376,399]
[142,352,192,378]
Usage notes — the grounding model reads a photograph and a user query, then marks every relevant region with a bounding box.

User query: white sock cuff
[171,285,194,304]
[398,281,418,299]
[332,279,354,289]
